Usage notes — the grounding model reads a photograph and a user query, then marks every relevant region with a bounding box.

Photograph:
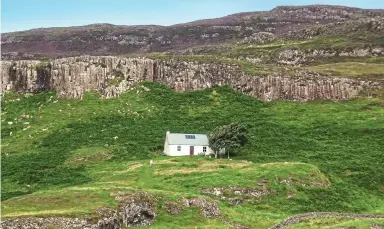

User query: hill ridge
[2,4,384,60]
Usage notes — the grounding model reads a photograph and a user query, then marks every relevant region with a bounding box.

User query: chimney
[166,130,170,137]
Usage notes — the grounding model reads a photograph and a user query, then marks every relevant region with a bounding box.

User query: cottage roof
[167,133,209,146]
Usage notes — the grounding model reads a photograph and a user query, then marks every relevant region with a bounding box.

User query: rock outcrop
[283,18,384,41]
[182,197,220,217]
[0,217,93,229]
[371,223,384,229]
[233,45,384,65]
[1,195,221,229]
[119,202,156,227]
[274,46,384,65]
[1,194,156,229]
[239,32,276,44]
[2,56,382,101]
[201,185,273,205]
[162,202,183,215]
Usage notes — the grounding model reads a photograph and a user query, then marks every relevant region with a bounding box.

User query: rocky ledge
[201,185,273,205]
[2,56,383,101]
[1,193,229,229]
[0,202,155,229]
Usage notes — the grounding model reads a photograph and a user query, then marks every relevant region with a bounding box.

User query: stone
[162,202,183,215]
[1,192,158,229]
[234,190,242,195]
[95,216,121,229]
[239,32,276,44]
[0,217,92,229]
[371,223,384,229]
[119,202,156,227]
[2,56,382,102]
[227,197,244,205]
[269,212,384,229]
[201,186,273,204]
[20,114,30,119]
[187,197,220,217]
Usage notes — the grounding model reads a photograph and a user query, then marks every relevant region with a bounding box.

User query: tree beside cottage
[208,123,248,158]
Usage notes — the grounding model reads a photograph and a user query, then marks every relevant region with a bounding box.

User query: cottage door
[189,146,194,156]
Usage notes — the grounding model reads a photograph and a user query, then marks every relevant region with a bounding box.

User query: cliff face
[2,56,382,101]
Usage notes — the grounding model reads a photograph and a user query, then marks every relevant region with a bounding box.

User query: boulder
[119,202,156,227]
[185,197,220,217]
[162,202,183,215]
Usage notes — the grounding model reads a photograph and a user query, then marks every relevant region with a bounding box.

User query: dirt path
[269,212,384,229]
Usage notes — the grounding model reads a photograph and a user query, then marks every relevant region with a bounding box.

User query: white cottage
[163,131,213,156]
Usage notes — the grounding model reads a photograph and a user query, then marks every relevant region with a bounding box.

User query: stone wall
[269,212,384,229]
[1,56,382,101]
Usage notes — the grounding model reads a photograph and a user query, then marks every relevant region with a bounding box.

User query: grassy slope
[145,37,384,79]
[1,83,384,228]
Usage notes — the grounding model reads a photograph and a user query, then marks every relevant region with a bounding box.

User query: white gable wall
[164,136,169,154]
[168,145,189,156]
[165,144,213,156]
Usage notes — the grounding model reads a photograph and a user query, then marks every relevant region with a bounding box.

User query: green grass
[310,62,384,78]
[311,56,384,65]
[219,38,356,59]
[2,83,384,228]
[139,41,384,79]
[1,157,326,226]
[146,53,273,76]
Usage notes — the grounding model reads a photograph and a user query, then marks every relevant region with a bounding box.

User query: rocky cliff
[2,56,382,101]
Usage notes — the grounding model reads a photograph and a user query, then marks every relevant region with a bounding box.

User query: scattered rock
[2,192,158,229]
[227,197,244,205]
[184,197,220,217]
[371,223,384,229]
[119,202,156,227]
[20,114,30,119]
[182,197,220,217]
[0,217,92,229]
[201,185,272,204]
[162,202,183,215]
[234,190,242,195]
[239,32,276,44]
[95,215,121,229]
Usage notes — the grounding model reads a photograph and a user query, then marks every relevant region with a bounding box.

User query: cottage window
[203,147,207,153]
[177,146,181,151]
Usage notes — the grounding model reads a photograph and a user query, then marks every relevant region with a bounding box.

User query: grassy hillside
[1,83,384,228]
